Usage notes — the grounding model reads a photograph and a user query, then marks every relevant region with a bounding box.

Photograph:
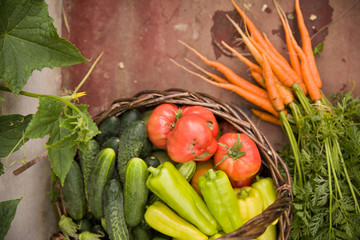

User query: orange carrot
[273,1,303,78]
[221,41,263,74]
[275,77,294,105]
[250,69,266,88]
[249,35,307,94]
[295,0,322,89]
[262,54,285,112]
[170,58,279,117]
[179,40,269,99]
[226,15,264,65]
[288,28,321,101]
[230,0,268,47]
[251,108,281,125]
[185,58,229,84]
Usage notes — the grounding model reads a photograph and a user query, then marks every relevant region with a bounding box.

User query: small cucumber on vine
[62,161,86,221]
[79,139,100,200]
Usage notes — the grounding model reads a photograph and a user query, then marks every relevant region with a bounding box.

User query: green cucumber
[104,179,129,240]
[96,115,121,144]
[124,158,149,227]
[176,161,196,182]
[79,139,100,200]
[87,148,116,220]
[144,156,160,168]
[102,137,121,153]
[131,224,152,240]
[117,120,147,182]
[62,160,86,221]
[119,109,142,135]
[139,138,153,158]
[141,109,153,126]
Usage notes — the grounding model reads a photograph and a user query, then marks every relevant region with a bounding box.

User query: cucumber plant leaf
[47,119,77,185]
[0,114,32,158]
[24,97,63,139]
[0,198,22,240]
[0,0,88,96]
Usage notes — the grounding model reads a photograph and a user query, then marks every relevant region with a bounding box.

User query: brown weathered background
[61,0,360,149]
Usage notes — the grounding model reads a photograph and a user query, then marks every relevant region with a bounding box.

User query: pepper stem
[206,169,217,181]
[237,189,249,199]
[148,166,160,176]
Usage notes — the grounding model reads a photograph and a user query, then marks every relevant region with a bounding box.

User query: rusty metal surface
[61,0,360,148]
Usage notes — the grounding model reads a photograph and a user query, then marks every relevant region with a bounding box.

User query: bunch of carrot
[173,0,360,239]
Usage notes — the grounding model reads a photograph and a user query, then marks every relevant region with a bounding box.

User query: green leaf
[47,119,76,185]
[0,0,88,95]
[25,97,63,139]
[0,96,3,102]
[0,198,22,240]
[0,114,32,157]
[313,43,324,56]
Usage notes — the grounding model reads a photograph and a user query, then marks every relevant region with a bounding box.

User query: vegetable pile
[172,0,360,239]
[54,104,279,240]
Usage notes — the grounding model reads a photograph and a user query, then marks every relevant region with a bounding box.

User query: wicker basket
[52,88,293,240]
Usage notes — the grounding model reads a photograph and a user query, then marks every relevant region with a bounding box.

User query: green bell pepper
[145,201,208,240]
[198,169,243,234]
[251,177,278,225]
[233,186,263,223]
[147,162,218,236]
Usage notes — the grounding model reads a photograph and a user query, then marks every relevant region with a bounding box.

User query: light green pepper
[198,169,243,234]
[145,201,208,240]
[147,162,218,236]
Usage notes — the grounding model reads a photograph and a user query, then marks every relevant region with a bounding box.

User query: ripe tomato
[146,103,179,149]
[147,104,219,162]
[229,175,254,188]
[214,133,261,181]
[181,106,219,138]
[166,115,218,163]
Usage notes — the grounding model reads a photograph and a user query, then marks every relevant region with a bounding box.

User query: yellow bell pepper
[234,186,263,223]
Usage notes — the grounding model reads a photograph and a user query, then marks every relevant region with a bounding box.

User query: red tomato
[214,133,261,181]
[146,103,179,149]
[229,175,254,188]
[147,104,219,162]
[181,106,219,138]
[166,115,218,162]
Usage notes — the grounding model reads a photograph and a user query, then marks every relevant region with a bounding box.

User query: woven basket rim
[94,88,293,240]
[52,88,293,240]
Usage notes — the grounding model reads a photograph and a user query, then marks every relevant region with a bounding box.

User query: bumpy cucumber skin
[124,158,149,227]
[96,115,121,144]
[87,148,116,220]
[62,161,86,221]
[104,179,129,240]
[117,121,147,182]
[79,139,100,200]
[119,109,142,136]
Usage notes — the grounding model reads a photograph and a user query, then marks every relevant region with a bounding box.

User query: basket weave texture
[94,88,293,240]
[51,88,293,240]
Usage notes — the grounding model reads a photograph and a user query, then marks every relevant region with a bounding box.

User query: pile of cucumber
[58,109,196,240]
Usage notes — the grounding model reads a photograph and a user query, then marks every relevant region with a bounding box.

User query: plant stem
[280,111,303,187]
[293,84,313,116]
[0,86,82,115]
[72,51,104,96]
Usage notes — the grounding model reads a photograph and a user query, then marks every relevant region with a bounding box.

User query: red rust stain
[274,0,333,48]
[210,10,244,59]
